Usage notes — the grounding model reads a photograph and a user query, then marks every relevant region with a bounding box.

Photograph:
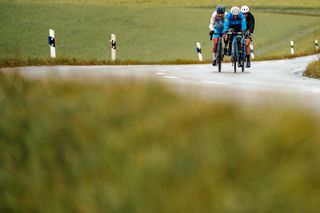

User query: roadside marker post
[250,44,255,60]
[290,40,295,55]
[48,29,56,58]
[110,34,116,61]
[315,40,319,52]
[196,42,203,62]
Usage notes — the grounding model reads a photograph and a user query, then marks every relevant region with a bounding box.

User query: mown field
[7,0,320,7]
[1,73,320,212]
[0,1,319,63]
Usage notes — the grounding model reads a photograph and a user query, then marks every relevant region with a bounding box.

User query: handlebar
[226,31,243,35]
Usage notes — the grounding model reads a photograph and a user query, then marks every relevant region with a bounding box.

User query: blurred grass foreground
[1,72,320,212]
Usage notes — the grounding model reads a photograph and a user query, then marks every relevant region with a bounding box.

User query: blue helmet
[216,6,225,14]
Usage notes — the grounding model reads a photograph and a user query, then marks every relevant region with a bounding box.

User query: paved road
[2,54,320,112]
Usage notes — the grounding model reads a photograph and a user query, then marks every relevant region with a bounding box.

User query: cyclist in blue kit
[223,6,246,58]
[209,6,226,66]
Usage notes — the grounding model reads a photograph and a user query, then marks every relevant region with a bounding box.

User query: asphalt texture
[2,54,320,113]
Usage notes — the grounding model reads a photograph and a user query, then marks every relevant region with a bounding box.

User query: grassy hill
[0,0,319,63]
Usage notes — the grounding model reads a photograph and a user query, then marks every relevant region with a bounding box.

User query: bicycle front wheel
[233,42,237,73]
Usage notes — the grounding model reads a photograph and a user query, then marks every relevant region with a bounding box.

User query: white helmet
[230,6,240,16]
[241,5,250,14]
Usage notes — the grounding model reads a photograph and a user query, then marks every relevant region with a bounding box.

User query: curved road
[2,54,320,112]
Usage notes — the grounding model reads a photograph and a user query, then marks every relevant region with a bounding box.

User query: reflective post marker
[196,42,203,62]
[48,29,56,58]
[250,44,255,60]
[290,40,294,55]
[315,40,319,52]
[110,34,116,61]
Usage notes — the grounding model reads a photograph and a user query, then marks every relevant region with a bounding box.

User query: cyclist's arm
[222,14,230,34]
[209,11,217,31]
[249,13,255,34]
[240,13,247,32]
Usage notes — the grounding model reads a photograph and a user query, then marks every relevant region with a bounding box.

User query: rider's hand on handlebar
[209,30,214,40]
[241,30,245,36]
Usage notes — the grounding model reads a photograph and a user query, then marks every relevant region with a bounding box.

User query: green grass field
[0,1,319,63]
[1,73,320,212]
[7,0,320,8]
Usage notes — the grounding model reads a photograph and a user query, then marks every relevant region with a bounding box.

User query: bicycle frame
[228,31,246,72]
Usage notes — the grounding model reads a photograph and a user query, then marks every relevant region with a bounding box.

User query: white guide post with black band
[196,42,203,62]
[250,44,255,59]
[290,40,294,55]
[315,40,319,52]
[48,29,56,58]
[110,34,116,61]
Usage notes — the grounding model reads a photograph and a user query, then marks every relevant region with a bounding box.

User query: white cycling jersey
[209,11,226,31]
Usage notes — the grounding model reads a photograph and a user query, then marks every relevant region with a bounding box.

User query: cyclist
[241,5,255,68]
[223,6,246,62]
[209,6,226,66]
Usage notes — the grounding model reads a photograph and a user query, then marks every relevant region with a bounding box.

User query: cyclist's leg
[233,25,243,67]
[227,27,235,56]
[212,38,219,65]
[212,28,223,65]
[223,35,228,55]
[245,31,251,55]
[212,28,221,54]
[245,31,251,67]
[234,25,242,53]
[212,31,220,66]
[245,38,251,67]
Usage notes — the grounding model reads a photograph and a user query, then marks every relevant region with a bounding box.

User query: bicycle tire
[233,42,237,73]
[241,55,245,72]
[217,39,222,72]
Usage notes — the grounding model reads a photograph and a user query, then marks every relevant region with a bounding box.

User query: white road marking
[293,68,304,72]
[201,80,229,85]
[159,69,169,72]
[163,75,179,79]
[156,72,165,75]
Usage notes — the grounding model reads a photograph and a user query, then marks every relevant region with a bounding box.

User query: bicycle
[214,33,224,72]
[211,32,224,72]
[228,31,246,73]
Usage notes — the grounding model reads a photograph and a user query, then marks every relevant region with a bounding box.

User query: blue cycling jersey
[223,12,246,33]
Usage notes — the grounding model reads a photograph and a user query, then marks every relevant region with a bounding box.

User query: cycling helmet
[241,5,250,14]
[230,6,240,16]
[216,6,225,14]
